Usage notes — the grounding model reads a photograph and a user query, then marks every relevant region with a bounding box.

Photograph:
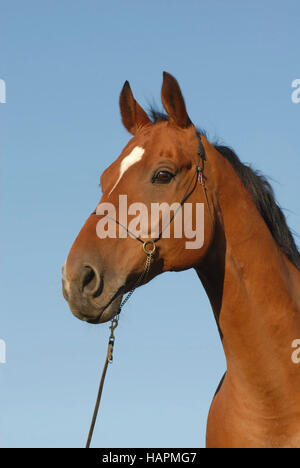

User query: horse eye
[152,170,174,184]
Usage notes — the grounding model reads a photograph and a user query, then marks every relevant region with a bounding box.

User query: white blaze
[109,146,145,195]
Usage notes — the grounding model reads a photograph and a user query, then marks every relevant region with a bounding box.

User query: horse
[62,72,300,448]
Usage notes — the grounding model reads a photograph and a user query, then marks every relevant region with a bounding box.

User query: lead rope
[85,240,156,448]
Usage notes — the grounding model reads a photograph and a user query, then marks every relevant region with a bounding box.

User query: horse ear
[161,72,192,128]
[119,81,151,135]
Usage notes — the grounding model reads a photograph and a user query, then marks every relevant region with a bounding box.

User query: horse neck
[195,145,300,401]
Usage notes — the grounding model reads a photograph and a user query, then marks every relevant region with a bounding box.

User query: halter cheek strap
[196,135,213,225]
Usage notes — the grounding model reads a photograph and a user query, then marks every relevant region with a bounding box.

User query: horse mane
[148,106,300,270]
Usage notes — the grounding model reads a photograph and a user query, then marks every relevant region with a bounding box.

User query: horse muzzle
[62,262,123,324]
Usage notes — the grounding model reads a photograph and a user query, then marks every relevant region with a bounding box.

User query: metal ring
[143,240,156,255]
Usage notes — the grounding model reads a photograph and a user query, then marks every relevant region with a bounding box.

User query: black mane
[148,106,300,270]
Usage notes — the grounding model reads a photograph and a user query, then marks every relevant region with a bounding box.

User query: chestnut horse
[63,72,300,448]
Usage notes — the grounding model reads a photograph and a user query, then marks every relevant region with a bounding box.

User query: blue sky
[0,0,299,448]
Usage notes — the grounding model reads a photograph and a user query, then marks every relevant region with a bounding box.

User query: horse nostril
[81,265,103,298]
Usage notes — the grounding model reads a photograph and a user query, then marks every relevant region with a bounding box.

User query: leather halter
[86,131,208,448]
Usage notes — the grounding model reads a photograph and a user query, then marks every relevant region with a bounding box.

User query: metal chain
[119,251,153,311]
